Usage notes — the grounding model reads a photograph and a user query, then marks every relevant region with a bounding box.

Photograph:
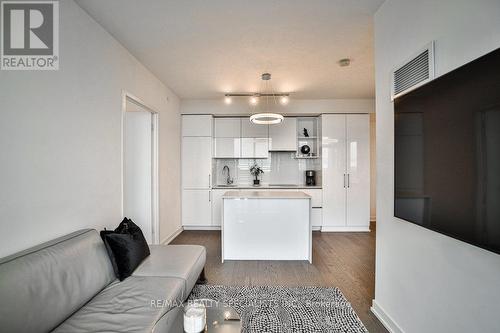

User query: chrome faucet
[222,165,234,185]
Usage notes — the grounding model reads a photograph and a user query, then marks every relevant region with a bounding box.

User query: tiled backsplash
[213,152,322,186]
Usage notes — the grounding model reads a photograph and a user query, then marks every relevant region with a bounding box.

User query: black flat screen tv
[394,47,500,255]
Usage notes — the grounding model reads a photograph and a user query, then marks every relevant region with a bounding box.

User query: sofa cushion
[0,229,115,333]
[52,276,184,333]
[133,245,206,297]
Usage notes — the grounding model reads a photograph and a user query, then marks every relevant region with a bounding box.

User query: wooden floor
[172,222,387,333]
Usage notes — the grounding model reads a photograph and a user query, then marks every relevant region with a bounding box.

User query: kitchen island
[222,190,312,263]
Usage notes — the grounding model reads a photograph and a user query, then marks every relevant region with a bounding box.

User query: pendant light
[249,73,284,125]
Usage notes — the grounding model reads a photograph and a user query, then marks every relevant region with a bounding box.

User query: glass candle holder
[183,302,206,333]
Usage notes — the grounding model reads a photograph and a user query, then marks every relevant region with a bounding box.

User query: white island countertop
[222,190,311,199]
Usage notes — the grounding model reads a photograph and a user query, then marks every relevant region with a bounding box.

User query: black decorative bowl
[300,145,311,155]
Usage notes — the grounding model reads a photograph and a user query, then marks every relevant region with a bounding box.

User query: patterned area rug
[188,285,367,333]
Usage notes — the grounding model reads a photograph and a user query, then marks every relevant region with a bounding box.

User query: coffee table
[170,298,242,332]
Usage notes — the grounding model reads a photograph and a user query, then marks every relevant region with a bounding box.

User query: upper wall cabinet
[214,118,241,137]
[241,119,269,138]
[182,115,213,137]
[269,117,297,151]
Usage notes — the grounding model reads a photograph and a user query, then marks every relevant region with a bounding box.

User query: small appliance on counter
[305,170,316,186]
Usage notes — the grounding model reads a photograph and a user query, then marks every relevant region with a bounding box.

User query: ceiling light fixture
[279,96,289,105]
[250,113,284,125]
[224,95,232,104]
[248,73,285,125]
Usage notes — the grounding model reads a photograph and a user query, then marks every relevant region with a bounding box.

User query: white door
[269,117,297,151]
[182,190,212,226]
[182,137,212,189]
[124,110,153,243]
[322,114,347,227]
[346,114,370,227]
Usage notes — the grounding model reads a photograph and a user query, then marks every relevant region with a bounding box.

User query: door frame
[121,90,160,244]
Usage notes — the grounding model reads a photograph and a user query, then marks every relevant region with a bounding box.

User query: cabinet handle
[343,174,346,188]
[209,191,211,202]
[347,174,350,188]
[208,174,211,187]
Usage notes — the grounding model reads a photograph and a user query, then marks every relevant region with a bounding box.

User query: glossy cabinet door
[269,117,297,151]
[211,189,226,226]
[322,114,347,228]
[346,114,370,227]
[182,189,212,226]
[241,119,268,137]
[214,118,241,137]
[182,136,212,189]
[311,208,322,228]
[241,137,269,158]
[182,115,213,137]
[214,138,241,158]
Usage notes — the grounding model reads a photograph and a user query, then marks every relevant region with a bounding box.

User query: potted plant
[249,164,264,186]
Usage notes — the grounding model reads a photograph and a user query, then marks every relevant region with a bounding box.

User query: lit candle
[183,303,206,333]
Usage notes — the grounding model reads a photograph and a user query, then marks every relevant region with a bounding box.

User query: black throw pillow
[100,218,150,281]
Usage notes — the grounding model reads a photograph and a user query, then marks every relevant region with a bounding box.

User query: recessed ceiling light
[224,95,232,104]
[338,58,351,67]
[279,96,289,105]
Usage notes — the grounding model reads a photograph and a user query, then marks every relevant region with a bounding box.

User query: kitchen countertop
[222,190,311,199]
[213,185,322,189]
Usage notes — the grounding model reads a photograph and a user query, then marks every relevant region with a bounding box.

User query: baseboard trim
[370,216,376,222]
[371,300,404,333]
[321,226,370,232]
[183,226,221,231]
[160,226,184,245]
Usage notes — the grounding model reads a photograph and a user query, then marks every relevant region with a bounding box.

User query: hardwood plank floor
[172,222,387,332]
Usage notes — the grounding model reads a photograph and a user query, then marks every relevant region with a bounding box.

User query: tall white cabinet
[182,115,213,227]
[322,114,370,231]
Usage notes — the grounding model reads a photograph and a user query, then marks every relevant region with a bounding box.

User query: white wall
[373,1,500,332]
[0,0,181,258]
[181,98,375,115]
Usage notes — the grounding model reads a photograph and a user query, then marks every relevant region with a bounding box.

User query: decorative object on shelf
[303,128,309,137]
[300,145,311,155]
[183,301,206,333]
[249,163,264,186]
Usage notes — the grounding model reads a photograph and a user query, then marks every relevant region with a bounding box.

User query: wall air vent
[392,42,435,100]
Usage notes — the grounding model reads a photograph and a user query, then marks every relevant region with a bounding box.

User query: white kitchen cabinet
[214,138,241,158]
[322,114,370,231]
[346,115,370,227]
[182,115,213,137]
[182,189,212,226]
[241,119,268,137]
[214,118,241,137]
[182,136,212,189]
[301,189,322,208]
[269,117,297,151]
[241,137,269,158]
[211,189,226,226]
[311,208,322,228]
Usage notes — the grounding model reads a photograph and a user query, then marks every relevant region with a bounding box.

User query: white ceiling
[76,0,384,99]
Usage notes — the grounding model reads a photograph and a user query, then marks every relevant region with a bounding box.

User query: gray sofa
[0,229,206,333]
